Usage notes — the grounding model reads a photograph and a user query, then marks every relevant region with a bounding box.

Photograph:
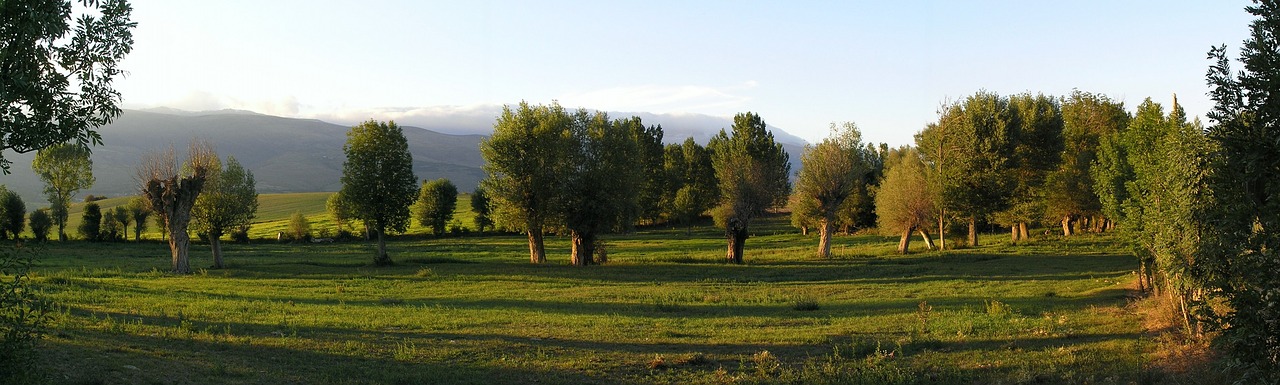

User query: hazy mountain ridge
[0,108,806,205]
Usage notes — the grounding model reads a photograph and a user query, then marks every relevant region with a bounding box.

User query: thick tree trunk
[169,224,191,274]
[967,216,978,247]
[210,230,224,269]
[1018,222,1029,240]
[1061,216,1073,236]
[570,230,595,266]
[1011,225,1019,242]
[726,226,748,264]
[134,221,143,241]
[374,227,392,266]
[897,225,913,254]
[816,220,834,259]
[800,226,808,236]
[918,227,936,250]
[58,222,66,242]
[527,230,546,264]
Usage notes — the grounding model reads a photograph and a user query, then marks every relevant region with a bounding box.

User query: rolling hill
[0,108,807,205]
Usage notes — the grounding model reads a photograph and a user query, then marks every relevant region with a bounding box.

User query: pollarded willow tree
[481,102,572,264]
[339,120,418,266]
[559,111,643,266]
[1200,2,1280,379]
[138,141,216,274]
[31,142,94,241]
[191,155,258,269]
[709,112,791,264]
[414,178,458,236]
[790,122,870,258]
[875,146,936,254]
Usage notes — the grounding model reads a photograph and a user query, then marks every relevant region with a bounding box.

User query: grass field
[17,207,1199,385]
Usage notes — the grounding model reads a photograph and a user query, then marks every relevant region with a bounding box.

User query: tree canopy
[339,120,418,266]
[415,178,458,237]
[192,156,259,269]
[32,142,94,241]
[709,112,791,264]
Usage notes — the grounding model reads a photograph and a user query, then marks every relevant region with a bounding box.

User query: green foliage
[77,202,101,242]
[708,112,791,263]
[0,245,49,384]
[790,122,872,257]
[1200,3,1280,380]
[126,196,150,241]
[27,209,50,242]
[558,111,645,265]
[662,138,718,231]
[0,186,25,240]
[414,178,458,236]
[623,118,666,224]
[193,156,259,240]
[286,212,311,242]
[469,187,493,233]
[99,206,123,242]
[481,102,572,263]
[326,192,357,236]
[1043,90,1128,234]
[875,147,935,253]
[32,143,94,241]
[339,120,417,265]
[0,0,135,172]
[996,93,1064,231]
[915,91,1019,246]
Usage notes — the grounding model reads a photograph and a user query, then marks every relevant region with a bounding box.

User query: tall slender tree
[709,112,791,264]
[31,143,94,241]
[339,120,418,266]
[1200,2,1280,379]
[191,156,259,269]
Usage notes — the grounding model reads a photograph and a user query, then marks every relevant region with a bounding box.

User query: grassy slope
[56,192,478,241]
[22,212,1162,385]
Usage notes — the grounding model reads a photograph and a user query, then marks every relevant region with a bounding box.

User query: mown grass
[19,213,1181,384]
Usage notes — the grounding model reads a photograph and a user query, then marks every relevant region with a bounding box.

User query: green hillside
[55,192,478,241]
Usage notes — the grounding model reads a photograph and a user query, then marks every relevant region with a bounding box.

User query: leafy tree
[414,178,458,236]
[192,156,258,268]
[834,142,888,234]
[78,202,101,241]
[790,122,870,258]
[1200,3,1280,379]
[326,192,358,237]
[1044,90,1128,236]
[662,138,717,233]
[709,112,791,264]
[875,147,936,254]
[109,206,128,242]
[916,91,1018,247]
[620,117,666,225]
[481,102,572,264]
[28,209,51,242]
[0,187,25,240]
[31,143,93,241]
[469,186,493,233]
[287,212,311,242]
[99,206,121,242]
[996,93,1064,242]
[126,196,150,241]
[139,141,216,274]
[0,0,135,174]
[339,120,418,265]
[558,112,643,266]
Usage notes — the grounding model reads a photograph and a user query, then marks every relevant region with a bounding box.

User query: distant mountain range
[0,108,807,205]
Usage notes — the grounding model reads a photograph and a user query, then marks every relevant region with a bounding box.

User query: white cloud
[557,81,758,114]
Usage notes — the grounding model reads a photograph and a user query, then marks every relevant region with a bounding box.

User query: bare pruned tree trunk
[570,230,595,266]
[726,221,748,264]
[1018,222,1029,240]
[967,216,978,247]
[816,219,834,259]
[1061,215,1073,236]
[897,225,914,254]
[139,142,213,274]
[527,230,546,264]
[374,226,392,266]
[209,229,224,269]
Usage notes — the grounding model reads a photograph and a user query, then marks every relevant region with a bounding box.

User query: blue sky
[117,1,1255,146]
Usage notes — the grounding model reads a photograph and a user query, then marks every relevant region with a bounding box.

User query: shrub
[0,245,50,384]
[230,225,250,243]
[78,202,101,241]
[286,212,311,242]
[0,187,25,240]
[27,209,51,242]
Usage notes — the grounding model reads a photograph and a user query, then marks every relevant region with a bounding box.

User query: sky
[115,1,1256,146]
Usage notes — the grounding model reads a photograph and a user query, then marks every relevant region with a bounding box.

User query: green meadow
[19,195,1192,384]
